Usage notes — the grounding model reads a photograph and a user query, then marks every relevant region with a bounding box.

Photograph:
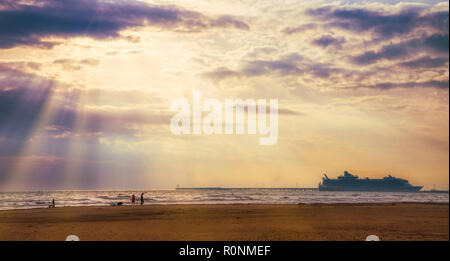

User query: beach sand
[0,203,448,241]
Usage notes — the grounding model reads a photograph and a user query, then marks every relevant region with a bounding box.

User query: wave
[0,190,447,210]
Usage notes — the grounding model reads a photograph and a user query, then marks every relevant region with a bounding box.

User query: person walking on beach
[131,194,136,204]
[140,193,144,206]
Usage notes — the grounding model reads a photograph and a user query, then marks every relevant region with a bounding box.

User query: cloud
[53,58,100,70]
[210,15,250,30]
[398,56,448,68]
[307,6,448,37]
[350,33,449,65]
[205,52,348,80]
[79,58,100,66]
[241,53,303,76]
[351,43,410,65]
[0,0,249,49]
[242,59,301,77]
[422,33,449,53]
[240,53,348,79]
[0,61,42,71]
[282,23,318,35]
[312,35,346,48]
[359,80,449,90]
[203,67,241,81]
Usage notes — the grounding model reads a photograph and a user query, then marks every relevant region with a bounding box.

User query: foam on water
[0,190,447,210]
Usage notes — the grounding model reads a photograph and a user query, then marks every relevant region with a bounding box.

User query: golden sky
[0,0,448,190]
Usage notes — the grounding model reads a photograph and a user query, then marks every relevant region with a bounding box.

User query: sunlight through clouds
[0,0,448,190]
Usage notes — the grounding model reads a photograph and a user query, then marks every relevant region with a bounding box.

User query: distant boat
[318,171,423,192]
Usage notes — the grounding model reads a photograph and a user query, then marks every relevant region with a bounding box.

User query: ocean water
[0,190,448,210]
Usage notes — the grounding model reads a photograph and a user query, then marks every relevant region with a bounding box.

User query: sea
[0,189,448,210]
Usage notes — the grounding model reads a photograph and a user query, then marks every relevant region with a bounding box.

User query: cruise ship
[318,171,423,192]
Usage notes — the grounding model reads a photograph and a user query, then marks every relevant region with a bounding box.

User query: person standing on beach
[131,194,136,204]
[140,193,144,205]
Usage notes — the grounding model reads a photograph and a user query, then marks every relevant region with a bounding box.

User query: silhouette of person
[140,193,144,206]
[131,194,136,204]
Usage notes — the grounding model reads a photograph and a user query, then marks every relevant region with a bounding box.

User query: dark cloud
[312,35,345,48]
[361,80,449,90]
[205,52,348,80]
[422,33,449,53]
[240,52,348,79]
[293,5,449,79]
[351,33,449,65]
[398,56,448,68]
[307,7,449,37]
[306,63,345,78]
[351,43,409,65]
[0,0,249,49]
[210,15,249,30]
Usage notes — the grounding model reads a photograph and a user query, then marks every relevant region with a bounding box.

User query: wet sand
[0,203,448,241]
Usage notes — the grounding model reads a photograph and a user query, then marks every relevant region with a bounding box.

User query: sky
[0,0,448,190]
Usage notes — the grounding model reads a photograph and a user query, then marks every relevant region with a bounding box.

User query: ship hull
[319,185,423,192]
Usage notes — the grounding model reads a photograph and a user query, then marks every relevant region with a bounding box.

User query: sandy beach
[0,203,448,241]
